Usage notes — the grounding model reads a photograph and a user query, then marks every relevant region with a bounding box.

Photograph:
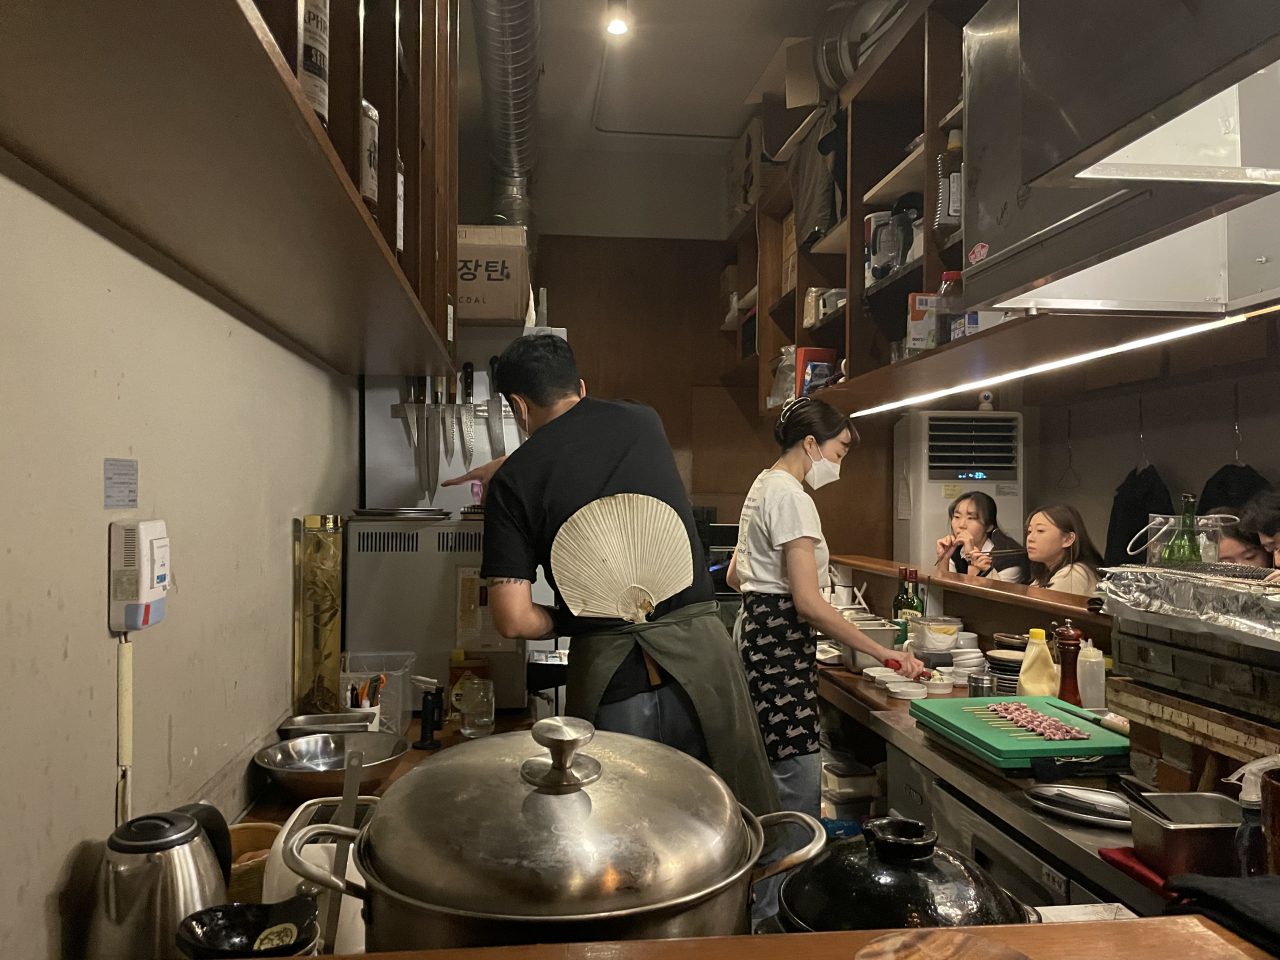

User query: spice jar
[1052,619,1084,706]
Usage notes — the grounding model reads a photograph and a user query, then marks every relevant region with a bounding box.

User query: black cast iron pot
[778,817,1036,931]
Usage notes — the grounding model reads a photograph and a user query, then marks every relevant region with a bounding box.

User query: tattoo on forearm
[490,578,529,585]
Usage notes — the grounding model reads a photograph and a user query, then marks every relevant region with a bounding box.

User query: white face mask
[805,447,841,490]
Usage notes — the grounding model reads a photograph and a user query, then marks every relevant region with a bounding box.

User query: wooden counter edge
[831,553,1110,628]
[356,916,1274,960]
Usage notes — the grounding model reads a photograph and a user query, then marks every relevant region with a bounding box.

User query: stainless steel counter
[819,675,1167,917]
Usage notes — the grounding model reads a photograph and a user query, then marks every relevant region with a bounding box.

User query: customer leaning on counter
[1239,489,1280,578]
[1208,507,1274,569]
[1025,504,1103,594]
[935,491,1029,583]
[726,397,922,917]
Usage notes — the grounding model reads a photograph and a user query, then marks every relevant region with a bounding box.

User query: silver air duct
[471,0,540,231]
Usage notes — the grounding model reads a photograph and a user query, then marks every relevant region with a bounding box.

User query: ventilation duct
[471,0,540,233]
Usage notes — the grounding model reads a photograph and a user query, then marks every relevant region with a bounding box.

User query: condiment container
[1077,639,1106,710]
[1017,628,1059,697]
[967,673,995,697]
[1053,620,1084,707]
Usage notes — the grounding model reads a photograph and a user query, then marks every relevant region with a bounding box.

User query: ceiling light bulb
[607,17,628,34]
[605,0,629,35]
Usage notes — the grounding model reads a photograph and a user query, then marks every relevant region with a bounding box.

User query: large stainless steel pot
[283,717,824,951]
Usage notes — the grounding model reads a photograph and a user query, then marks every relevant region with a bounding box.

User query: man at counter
[443,335,778,816]
[1239,489,1280,575]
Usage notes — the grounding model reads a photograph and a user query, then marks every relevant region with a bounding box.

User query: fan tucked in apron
[551,494,779,817]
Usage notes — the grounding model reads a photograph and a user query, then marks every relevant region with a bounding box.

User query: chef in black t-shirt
[444,335,778,816]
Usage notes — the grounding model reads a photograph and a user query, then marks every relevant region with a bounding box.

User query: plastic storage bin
[341,652,417,736]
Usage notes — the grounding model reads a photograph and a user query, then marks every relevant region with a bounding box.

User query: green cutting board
[908,697,1129,769]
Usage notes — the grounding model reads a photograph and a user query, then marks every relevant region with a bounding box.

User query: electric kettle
[86,803,231,960]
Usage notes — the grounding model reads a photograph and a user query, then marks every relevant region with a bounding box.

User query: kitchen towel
[1104,465,1175,567]
[1164,874,1280,957]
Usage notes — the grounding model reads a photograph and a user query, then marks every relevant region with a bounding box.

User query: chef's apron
[567,601,781,818]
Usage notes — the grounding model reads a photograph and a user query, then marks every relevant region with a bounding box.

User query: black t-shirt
[481,397,714,639]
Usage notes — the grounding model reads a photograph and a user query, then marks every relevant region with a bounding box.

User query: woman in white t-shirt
[726,397,922,918]
[1025,504,1103,595]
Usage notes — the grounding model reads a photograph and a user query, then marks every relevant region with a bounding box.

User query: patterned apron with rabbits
[736,592,820,763]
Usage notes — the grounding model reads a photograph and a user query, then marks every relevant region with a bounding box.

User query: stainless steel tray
[1024,785,1131,829]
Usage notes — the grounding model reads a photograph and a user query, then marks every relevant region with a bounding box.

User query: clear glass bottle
[299,0,330,128]
[294,515,343,715]
[359,99,380,223]
[935,129,963,241]
[1161,493,1202,565]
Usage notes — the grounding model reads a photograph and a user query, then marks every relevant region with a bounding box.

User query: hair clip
[779,396,811,423]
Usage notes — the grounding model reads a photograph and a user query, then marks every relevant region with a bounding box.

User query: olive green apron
[567,601,781,818]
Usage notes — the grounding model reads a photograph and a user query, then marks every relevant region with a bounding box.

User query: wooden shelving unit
[0,0,455,377]
[814,312,1205,416]
[938,99,964,129]
[863,145,926,209]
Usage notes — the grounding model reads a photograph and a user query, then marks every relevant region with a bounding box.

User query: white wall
[0,172,358,958]
[1022,371,1280,553]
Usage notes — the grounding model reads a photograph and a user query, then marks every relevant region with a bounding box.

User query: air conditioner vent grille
[927,416,1019,481]
[438,531,483,553]
[356,531,420,553]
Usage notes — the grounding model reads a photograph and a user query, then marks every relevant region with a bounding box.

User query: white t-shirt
[1045,562,1100,595]
[735,470,830,594]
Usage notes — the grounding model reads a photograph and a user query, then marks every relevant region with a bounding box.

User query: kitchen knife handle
[462,362,474,402]
[490,356,500,400]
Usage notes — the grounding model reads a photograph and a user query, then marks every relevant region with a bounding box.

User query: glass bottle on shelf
[294,515,343,715]
[935,128,963,242]
[396,149,405,262]
[299,0,330,128]
[1161,493,1202,565]
[359,99,380,223]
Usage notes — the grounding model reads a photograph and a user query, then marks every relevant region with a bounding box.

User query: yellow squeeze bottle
[1017,628,1060,697]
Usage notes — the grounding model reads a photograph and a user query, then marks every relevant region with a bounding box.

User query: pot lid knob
[520,717,603,794]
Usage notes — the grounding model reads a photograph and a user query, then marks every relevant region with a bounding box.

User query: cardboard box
[457,225,530,322]
[907,293,937,351]
[796,347,837,397]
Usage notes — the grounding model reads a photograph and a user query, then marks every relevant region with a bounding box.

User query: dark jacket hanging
[1198,463,1272,514]
[1104,465,1175,567]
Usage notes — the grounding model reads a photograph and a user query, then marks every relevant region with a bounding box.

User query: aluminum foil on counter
[1100,565,1280,650]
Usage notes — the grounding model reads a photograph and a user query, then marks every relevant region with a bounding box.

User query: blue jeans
[592,680,711,765]
[752,751,822,922]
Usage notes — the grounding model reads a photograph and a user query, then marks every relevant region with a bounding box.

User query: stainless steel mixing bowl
[254,732,409,799]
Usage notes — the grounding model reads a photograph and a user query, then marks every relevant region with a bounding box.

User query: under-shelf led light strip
[849,303,1280,419]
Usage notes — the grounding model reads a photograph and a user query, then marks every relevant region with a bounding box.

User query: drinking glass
[459,678,495,738]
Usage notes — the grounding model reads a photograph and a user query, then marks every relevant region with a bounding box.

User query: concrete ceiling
[459,0,832,239]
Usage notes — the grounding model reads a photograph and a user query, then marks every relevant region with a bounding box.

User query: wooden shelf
[866,255,924,298]
[816,312,1207,416]
[938,99,964,130]
[864,145,926,209]
[768,288,797,323]
[839,0,929,105]
[0,0,451,377]
[811,218,848,255]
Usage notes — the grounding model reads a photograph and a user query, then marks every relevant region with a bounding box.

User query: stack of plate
[985,649,1025,695]
[948,648,986,673]
[993,632,1029,651]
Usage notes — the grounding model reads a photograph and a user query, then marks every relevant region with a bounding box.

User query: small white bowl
[875,673,899,688]
[950,653,985,665]
[956,632,980,649]
[862,666,897,678]
[887,682,928,700]
[923,678,953,697]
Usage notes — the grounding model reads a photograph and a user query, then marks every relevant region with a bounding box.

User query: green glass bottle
[891,566,911,619]
[1161,493,1202,565]
[908,568,927,616]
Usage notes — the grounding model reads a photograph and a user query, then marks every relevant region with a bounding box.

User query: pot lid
[780,818,1029,930]
[362,718,751,917]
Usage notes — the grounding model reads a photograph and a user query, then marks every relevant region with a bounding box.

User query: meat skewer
[987,701,1090,741]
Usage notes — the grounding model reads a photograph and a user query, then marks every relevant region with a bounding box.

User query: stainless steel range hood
[962,0,1280,313]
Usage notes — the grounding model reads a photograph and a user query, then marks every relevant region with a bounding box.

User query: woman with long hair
[726,396,922,919]
[1025,504,1103,594]
[935,491,1028,583]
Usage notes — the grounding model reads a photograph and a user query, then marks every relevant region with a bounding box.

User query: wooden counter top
[356,916,1271,960]
[831,554,1112,650]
